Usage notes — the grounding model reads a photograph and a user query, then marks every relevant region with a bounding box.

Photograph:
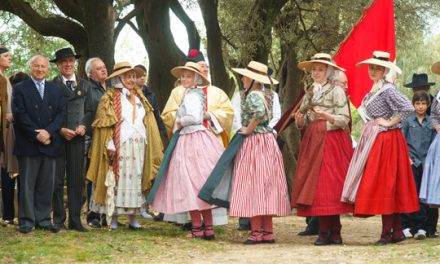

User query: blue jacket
[12,78,66,157]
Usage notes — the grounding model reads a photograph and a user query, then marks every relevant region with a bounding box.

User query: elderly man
[51,47,92,232]
[83,57,108,228]
[13,55,66,234]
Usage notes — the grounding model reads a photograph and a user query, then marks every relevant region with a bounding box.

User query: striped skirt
[341,121,380,203]
[151,130,223,214]
[229,133,291,217]
[420,133,440,206]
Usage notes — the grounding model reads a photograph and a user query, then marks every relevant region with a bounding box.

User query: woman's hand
[107,149,116,161]
[435,124,440,133]
[374,117,391,127]
[295,112,305,127]
[175,119,183,130]
[312,109,335,124]
[239,127,251,135]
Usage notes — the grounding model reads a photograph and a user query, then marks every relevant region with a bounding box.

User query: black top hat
[187,49,205,63]
[404,73,435,88]
[50,47,81,63]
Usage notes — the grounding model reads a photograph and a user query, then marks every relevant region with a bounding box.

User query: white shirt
[107,88,147,150]
[231,88,281,132]
[174,89,207,135]
[62,74,77,86]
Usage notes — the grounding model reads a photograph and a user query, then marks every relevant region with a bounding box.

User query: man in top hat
[404,73,436,115]
[13,55,66,234]
[51,47,92,232]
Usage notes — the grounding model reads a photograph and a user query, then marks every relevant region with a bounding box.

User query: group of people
[0,44,439,246]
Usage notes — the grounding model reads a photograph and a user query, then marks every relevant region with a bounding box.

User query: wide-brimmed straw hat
[357,51,402,74]
[171,61,209,86]
[106,61,143,80]
[232,61,279,85]
[297,53,345,72]
[431,61,440,75]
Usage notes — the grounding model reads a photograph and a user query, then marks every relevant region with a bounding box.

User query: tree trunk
[83,0,116,75]
[134,0,186,109]
[198,0,234,96]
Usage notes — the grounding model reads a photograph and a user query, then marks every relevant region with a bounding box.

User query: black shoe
[88,219,101,229]
[36,224,60,233]
[18,226,33,234]
[128,224,143,230]
[54,223,66,230]
[101,218,107,227]
[153,213,164,222]
[181,223,192,231]
[237,224,251,231]
[298,228,319,236]
[69,224,89,232]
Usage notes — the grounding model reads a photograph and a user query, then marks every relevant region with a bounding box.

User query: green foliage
[0,11,68,78]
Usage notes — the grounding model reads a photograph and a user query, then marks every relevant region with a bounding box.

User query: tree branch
[293,0,318,52]
[53,0,84,24]
[0,0,87,48]
[127,20,141,36]
[170,0,200,50]
[113,3,144,45]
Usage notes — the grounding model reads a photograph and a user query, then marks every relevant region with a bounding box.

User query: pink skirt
[229,133,291,217]
[151,130,223,214]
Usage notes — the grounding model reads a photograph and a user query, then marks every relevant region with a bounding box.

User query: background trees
[1,0,440,176]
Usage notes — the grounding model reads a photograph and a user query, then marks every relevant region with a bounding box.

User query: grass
[1,216,440,263]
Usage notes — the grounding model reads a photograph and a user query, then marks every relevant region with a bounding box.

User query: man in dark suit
[83,57,108,228]
[13,55,66,234]
[51,47,91,232]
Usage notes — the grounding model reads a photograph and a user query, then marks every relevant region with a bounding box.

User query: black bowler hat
[50,47,81,63]
[404,73,435,88]
[187,49,205,62]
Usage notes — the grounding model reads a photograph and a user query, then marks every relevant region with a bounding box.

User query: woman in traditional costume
[227,61,290,244]
[342,51,419,245]
[86,62,163,230]
[292,53,354,246]
[148,62,224,240]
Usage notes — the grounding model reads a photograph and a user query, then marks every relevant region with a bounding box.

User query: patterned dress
[229,90,290,217]
[420,91,440,206]
[343,83,419,215]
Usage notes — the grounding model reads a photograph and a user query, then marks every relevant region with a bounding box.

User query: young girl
[342,51,419,245]
[148,62,224,240]
[292,53,353,245]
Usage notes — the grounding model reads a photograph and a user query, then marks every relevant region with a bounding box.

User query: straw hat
[232,61,279,85]
[297,53,345,72]
[357,51,402,74]
[171,61,209,86]
[431,61,440,75]
[106,61,143,80]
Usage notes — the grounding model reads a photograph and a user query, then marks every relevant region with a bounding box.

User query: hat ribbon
[114,65,132,72]
[372,55,389,61]
[311,56,331,62]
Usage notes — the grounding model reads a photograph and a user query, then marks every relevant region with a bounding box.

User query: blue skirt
[420,133,440,206]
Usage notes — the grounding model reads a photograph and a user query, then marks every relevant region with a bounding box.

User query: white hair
[28,55,48,69]
[85,57,102,78]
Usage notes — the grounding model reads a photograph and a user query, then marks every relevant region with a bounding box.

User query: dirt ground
[186,215,440,264]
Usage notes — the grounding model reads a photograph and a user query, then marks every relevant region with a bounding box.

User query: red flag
[333,0,395,108]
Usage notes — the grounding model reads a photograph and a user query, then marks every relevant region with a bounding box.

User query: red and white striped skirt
[229,133,291,217]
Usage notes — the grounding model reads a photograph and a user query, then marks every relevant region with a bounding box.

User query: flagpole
[333,0,378,57]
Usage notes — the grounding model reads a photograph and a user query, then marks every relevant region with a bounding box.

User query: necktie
[66,80,75,91]
[37,82,44,99]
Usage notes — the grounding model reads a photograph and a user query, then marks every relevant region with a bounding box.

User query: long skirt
[229,133,290,217]
[90,132,147,215]
[296,128,354,216]
[420,133,440,206]
[151,130,223,214]
[354,129,419,215]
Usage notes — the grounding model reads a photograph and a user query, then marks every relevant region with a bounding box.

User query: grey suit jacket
[52,75,92,131]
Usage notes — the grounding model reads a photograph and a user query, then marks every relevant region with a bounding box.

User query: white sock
[110,215,118,229]
[129,215,141,228]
